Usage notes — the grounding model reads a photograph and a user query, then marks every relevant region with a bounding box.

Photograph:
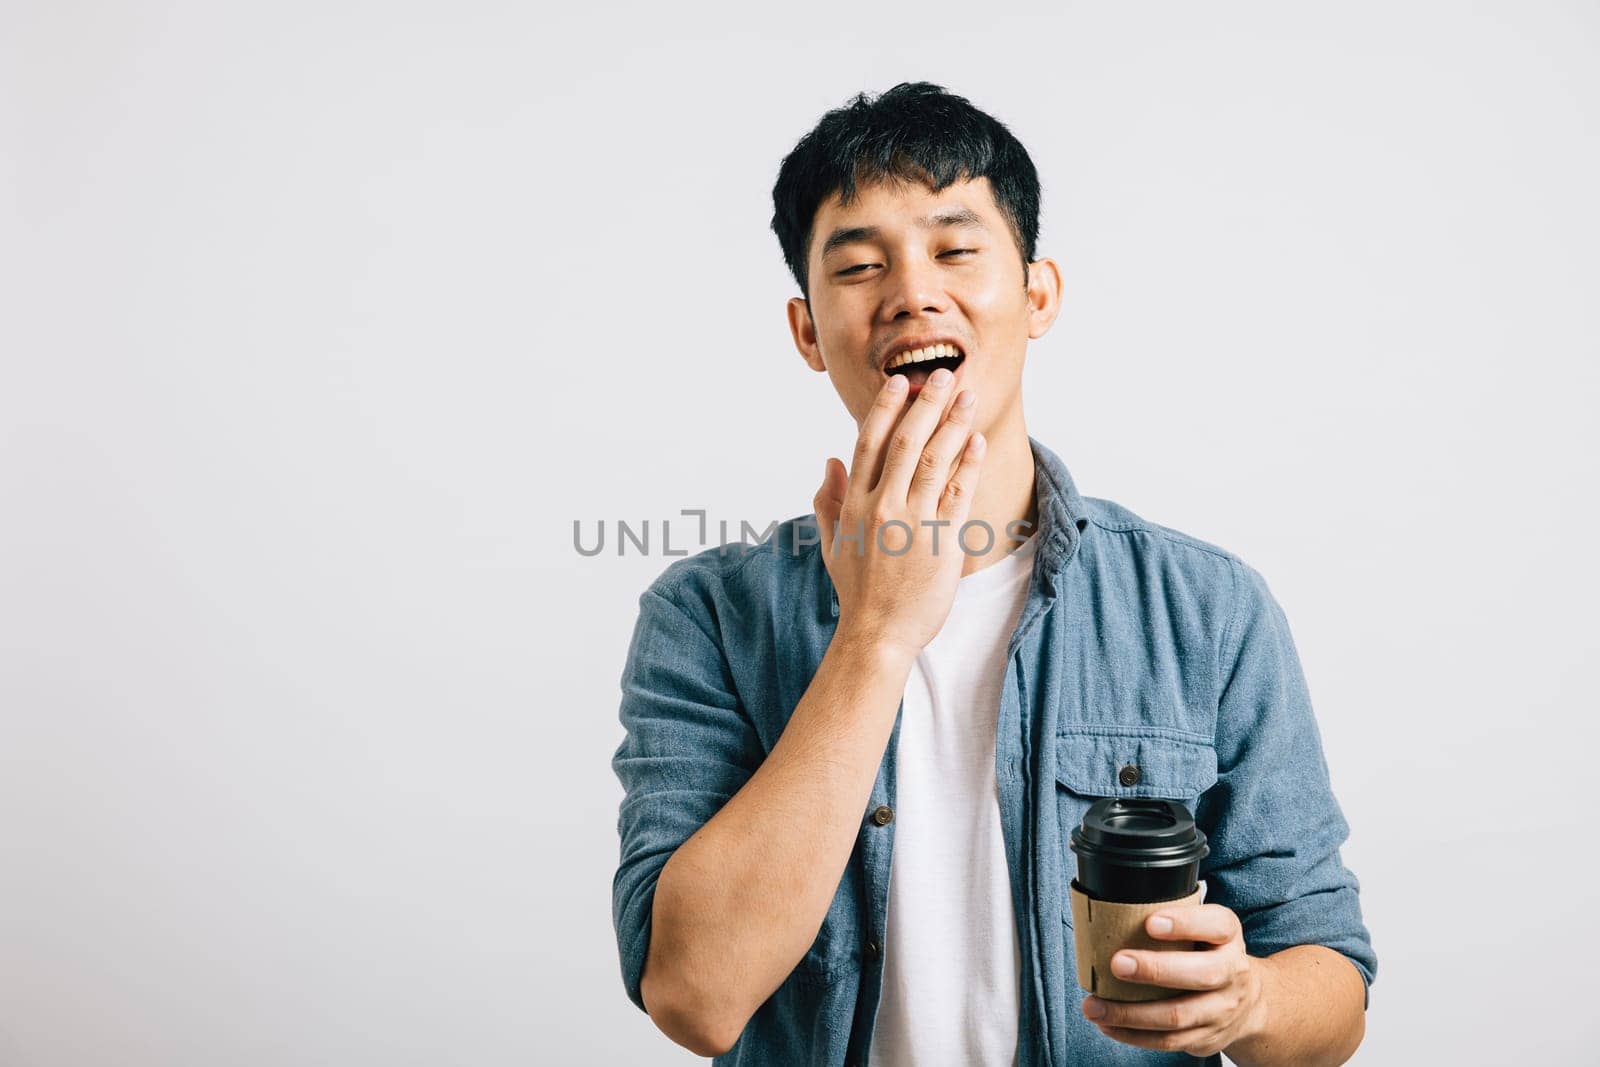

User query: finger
[1093,1023,1218,1056]
[1108,945,1240,991]
[937,430,985,524]
[850,375,910,498]
[907,389,978,516]
[1083,990,1231,1033]
[1145,904,1240,946]
[876,367,960,502]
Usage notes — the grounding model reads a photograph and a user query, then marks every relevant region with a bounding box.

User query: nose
[883,257,947,321]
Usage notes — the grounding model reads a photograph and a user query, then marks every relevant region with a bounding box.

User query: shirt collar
[823,434,1089,618]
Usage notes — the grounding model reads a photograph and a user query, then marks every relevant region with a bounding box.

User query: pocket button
[1118,763,1141,787]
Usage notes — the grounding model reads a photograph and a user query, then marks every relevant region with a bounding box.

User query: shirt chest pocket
[1054,726,1218,926]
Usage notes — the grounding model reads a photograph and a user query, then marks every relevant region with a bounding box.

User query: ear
[1024,257,1064,340]
[787,296,828,372]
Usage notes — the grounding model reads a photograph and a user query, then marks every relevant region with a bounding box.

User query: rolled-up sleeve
[610,584,763,1014]
[1198,559,1378,1003]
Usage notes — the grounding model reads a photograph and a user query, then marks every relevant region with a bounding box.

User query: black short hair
[770,81,1042,301]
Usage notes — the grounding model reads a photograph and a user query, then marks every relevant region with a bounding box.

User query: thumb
[814,458,846,558]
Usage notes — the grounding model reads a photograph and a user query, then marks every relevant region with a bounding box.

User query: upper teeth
[885,343,961,370]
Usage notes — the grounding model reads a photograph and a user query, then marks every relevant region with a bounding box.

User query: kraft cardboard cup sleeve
[1068,797,1209,1002]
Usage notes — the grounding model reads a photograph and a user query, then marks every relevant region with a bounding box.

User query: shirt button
[1118,763,1141,787]
[870,804,895,826]
[864,939,882,961]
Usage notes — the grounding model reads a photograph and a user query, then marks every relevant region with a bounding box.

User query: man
[611,82,1375,1065]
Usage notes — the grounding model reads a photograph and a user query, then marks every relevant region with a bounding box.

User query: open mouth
[884,342,967,389]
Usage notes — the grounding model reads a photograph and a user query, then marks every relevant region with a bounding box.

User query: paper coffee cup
[1068,798,1209,1002]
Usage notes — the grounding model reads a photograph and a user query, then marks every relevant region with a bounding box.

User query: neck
[959,412,1037,578]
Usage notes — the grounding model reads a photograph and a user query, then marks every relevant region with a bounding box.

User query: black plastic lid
[1070,797,1209,870]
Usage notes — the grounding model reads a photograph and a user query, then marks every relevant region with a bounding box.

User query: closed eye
[836,250,974,276]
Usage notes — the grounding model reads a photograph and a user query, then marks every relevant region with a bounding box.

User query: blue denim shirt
[611,436,1375,1066]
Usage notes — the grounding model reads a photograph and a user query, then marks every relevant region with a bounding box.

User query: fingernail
[930,368,952,386]
[1082,997,1105,1020]
[956,390,975,408]
[887,374,907,392]
[1148,915,1173,935]
[1111,954,1137,978]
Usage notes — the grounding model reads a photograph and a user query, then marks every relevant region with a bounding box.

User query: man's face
[787,174,1061,433]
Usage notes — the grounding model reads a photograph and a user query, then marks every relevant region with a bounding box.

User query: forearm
[1227,946,1367,1066]
[641,627,912,1052]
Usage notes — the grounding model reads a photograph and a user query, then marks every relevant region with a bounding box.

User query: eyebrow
[818,207,991,262]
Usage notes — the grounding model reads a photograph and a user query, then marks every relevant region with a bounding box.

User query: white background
[4,2,1597,1064]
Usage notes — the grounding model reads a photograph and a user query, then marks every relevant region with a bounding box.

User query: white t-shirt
[868,532,1038,1067]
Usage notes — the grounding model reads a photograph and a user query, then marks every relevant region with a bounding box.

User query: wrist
[830,622,919,673]
[1229,955,1276,1061]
